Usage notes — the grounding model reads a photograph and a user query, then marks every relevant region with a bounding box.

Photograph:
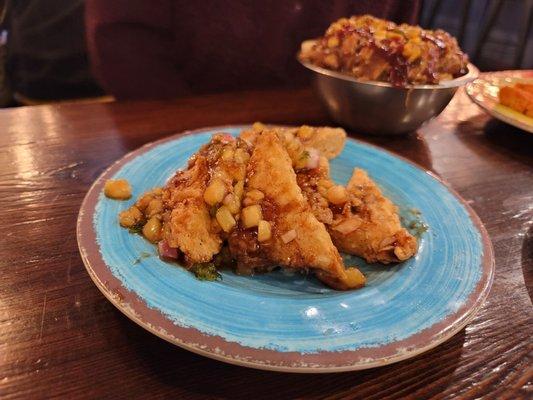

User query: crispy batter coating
[161,133,251,264]
[329,169,418,264]
[241,123,346,161]
[228,130,365,290]
[297,157,417,264]
[162,155,222,263]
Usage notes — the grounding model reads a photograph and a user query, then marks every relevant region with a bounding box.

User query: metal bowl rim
[297,55,479,90]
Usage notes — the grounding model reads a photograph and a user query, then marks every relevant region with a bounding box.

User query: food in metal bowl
[299,15,468,87]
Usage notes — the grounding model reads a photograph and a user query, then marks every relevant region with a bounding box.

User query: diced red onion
[220,133,235,144]
[158,240,178,259]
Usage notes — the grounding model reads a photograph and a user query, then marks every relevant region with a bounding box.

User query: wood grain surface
[0,88,531,399]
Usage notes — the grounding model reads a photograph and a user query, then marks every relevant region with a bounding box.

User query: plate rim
[77,125,495,373]
[465,70,533,134]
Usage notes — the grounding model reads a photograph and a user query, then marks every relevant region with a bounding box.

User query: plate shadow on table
[455,115,533,168]
[116,313,467,399]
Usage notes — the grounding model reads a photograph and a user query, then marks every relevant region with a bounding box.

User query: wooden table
[1,88,531,399]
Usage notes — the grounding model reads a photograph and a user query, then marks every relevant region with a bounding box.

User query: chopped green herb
[133,252,152,265]
[299,150,310,161]
[409,220,429,237]
[191,262,222,281]
[401,208,428,238]
[128,221,145,234]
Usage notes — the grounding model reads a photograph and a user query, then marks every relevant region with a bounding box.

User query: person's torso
[171,0,419,93]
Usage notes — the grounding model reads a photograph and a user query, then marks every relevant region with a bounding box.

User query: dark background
[1,0,531,106]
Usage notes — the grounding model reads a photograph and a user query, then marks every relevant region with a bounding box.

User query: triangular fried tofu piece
[240,122,346,162]
[228,130,365,290]
[296,155,418,264]
[161,133,250,264]
[329,168,418,264]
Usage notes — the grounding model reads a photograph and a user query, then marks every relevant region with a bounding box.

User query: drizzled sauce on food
[300,15,468,87]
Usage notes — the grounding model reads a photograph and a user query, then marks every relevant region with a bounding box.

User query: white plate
[466,70,533,133]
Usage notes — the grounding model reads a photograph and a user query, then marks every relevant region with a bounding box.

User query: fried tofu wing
[240,122,346,162]
[162,133,251,264]
[228,130,365,290]
[289,125,347,159]
[296,156,417,264]
[329,168,418,264]
[162,155,222,263]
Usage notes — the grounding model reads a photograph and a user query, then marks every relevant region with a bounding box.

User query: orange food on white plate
[499,83,533,118]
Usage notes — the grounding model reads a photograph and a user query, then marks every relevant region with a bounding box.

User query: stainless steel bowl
[299,58,479,135]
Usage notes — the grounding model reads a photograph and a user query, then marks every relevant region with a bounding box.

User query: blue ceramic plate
[77,126,494,372]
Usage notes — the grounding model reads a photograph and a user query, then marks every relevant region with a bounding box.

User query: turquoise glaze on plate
[78,126,493,371]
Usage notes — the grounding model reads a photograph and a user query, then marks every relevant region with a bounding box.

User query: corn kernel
[216,205,236,232]
[136,192,154,211]
[142,217,162,243]
[243,191,265,206]
[119,206,143,228]
[296,125,314,140]
[104,179,131,200]
[318,185,328,197]
[234,148,250,164]
[146,198,163,218]
[324,54,339,69]
[327,36,339,48]
[247,189,264,202]
[232,168,246,181]
[327,185,348,205]
[319,179,334,189]
[223,193,240,214]
[233,180,244,200]
[242,205,262,228]
[403,42,421,62]
[221,146,234,161]
[394,246,410,261]
[386,31,403,40]
[252,122,267,131]
[204,178,226,206]
[257,220,272,242]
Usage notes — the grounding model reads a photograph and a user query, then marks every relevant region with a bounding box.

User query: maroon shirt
[85,0,420,99]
